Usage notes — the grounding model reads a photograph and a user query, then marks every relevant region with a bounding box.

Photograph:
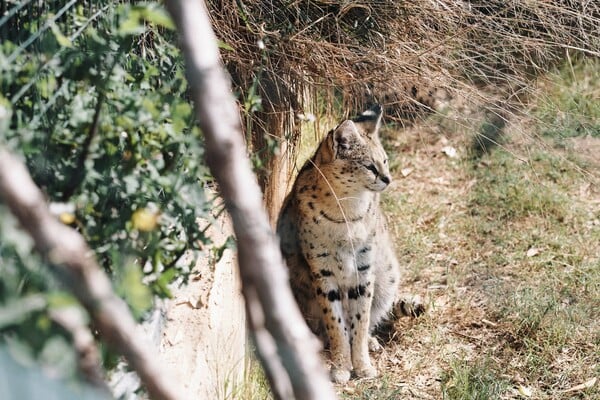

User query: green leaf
[49,21,73,48]
[47,292,79,309]
[139,6,175,30]
[172,102,192,120]
[0,295,47,329]
[153,268,178,298]
[118,10,146,36]
[213,235,237,263]
[217,40,234,51]
[116,262,153,319]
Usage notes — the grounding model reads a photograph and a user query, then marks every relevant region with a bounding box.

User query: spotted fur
[277,104,414,383]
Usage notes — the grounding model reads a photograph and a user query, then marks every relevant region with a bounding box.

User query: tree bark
[164,1,337,399]
[0,148,184,400]
[49,307,110,393]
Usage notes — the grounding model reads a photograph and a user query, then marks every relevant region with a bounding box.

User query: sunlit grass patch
[231,354,272,400]
[535,57,600,140]
[467,150,575,223]
[452,117,600,397]
[382,190,446,278]
[441,358,510,400]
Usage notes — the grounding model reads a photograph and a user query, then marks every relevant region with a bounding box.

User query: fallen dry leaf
[441,145,458,158]
[561,377,597,393]
[401,167,414,177]
[517,385,533,397]
[526,247,540,257]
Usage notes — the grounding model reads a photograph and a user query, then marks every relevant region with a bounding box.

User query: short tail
[393,295,426,318]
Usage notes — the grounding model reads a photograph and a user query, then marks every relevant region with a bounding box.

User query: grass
[536,57,600,140]
[338,374,407,399]
[436,145,598,399]
[467,151,572,222]
[342,58,600,399]
[441,359,511,400]
[231,353,272,400]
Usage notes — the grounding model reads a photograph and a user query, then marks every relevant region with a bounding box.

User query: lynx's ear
[314,120,359,164]
[333,120,359,151]
[314,133,336,164]
[353,104,383,138]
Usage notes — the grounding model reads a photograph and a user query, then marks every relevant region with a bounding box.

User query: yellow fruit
[131,208,158,232]
[59,212,76,225]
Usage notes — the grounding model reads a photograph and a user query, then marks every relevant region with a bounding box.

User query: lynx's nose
[381,175,391,185]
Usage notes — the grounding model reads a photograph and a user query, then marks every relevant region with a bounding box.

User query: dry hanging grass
[208,0,599,118]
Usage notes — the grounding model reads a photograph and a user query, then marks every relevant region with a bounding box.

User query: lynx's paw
[354,364,378,379]
[330,367,351,384]
[368,336,382,352]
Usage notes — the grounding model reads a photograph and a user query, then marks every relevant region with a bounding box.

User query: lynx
[277,104,421,384]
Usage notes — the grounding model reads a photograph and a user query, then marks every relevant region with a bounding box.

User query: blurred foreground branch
[50,307,109,392]
[0,148,183,400]
[164,1,337,399]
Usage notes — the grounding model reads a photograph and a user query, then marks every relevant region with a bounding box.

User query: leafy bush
[0,0,213,383]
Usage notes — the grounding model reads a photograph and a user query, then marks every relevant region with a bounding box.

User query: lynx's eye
[365,163,378,176]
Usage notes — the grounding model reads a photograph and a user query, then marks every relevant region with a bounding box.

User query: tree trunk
[164,1,337,399]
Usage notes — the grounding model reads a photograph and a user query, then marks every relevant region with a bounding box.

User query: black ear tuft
[353,104,382,123]
[352,104,383,137]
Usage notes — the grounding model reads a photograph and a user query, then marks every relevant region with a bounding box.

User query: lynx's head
[314,104,391,192]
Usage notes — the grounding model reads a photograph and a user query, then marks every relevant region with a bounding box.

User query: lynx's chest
[299,187,377,234]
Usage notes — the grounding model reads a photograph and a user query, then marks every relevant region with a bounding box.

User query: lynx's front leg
[314,278,352,383]
[348,279,377,378]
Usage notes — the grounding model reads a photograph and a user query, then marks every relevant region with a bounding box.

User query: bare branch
[60,92,104,201]
[0,148,184,400]
[50,307,110,393]
[164,1,337,399]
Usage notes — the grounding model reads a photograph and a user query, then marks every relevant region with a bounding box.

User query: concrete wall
[160,218,246,398]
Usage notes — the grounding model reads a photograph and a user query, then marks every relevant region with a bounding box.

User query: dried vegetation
[208,0,599,123]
